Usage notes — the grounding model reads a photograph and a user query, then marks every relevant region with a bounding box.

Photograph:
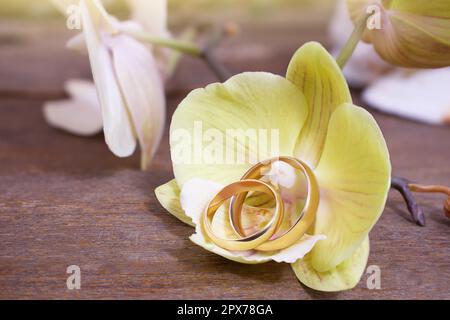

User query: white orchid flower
[44,0,168,169]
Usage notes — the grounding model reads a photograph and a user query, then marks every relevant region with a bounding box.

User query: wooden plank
[0,94,449,299]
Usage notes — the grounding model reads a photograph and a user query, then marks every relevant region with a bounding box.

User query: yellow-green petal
[310,103,390,272]
[292,236,369,292]
[155,179,194,226]
[286,42,352,168]
[170,72,308,187]
[388,0,450,18]
[382,12,450,68]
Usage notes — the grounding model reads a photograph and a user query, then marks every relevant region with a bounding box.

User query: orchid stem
[336,12,371,69]
[409,183,450,219]
[127,30,202,57]
[166,27,198,77]
[201,49,232,82]
[128,26,233,81]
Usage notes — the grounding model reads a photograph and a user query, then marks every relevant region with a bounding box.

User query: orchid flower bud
[347,0,450,68]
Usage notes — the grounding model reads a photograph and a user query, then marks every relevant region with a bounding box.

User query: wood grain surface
[0,16,449,300]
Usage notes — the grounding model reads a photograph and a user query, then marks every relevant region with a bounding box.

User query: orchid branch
[165,27,198,78]
[127,30,202,56]
[127,23,237,81]
[336,12,371,69]
[390,177,426,226]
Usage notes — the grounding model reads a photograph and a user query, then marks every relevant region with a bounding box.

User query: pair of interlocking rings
[201,156,319,252]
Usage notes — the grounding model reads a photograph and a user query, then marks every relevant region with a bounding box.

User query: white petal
[124,0,172,79]
[180,178,223,226]
[190,231,325,264]
[107,34,166,169]
[66,33,87,53]
[43,99,102,136]
[117,20,144,34]
[266,234,326,263]
[125,0,168,37]
[180,178,324,264]
[43,79,102,136]
[80,0,136,157]
[363,68,450,125]
[64,79,97,103]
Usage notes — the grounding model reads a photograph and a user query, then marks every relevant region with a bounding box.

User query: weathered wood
[0,16,449,300]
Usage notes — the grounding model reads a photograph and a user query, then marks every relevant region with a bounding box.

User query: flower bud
[347,0,450,68]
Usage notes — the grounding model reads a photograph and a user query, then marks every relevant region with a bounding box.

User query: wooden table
[0,17,449,300]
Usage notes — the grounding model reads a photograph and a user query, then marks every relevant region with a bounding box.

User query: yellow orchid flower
[44,0,167,170]
[347,0,450,68]
[156,42,391,292]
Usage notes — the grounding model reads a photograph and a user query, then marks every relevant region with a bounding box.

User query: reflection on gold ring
[230,156,319,251]
[201,179,283,251]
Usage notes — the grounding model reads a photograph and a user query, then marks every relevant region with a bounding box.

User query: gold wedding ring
[201,179,284,251]
[230,156,319,252]
[201,157,319,252]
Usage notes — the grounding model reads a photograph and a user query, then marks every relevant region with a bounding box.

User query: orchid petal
[107,34,166,170]
[169,72,308,188]
[64,79,98,105]
[66,33,87,53]
[155,179,194,227]
[43,79,102,136]
[286,42,352,168]
[369,11,450,68]
[125,0,169,38]
[310,103,390,272]
[363,68,450,125]
[43,100,102,136]
[121,1,172,79]
[180,178,223,226]
[80,0,136,157]
[180,179,325,264]
[292,236,369,292]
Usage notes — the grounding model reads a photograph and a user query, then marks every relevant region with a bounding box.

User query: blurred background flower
[347,0,450,68]
[1,0,448,153]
